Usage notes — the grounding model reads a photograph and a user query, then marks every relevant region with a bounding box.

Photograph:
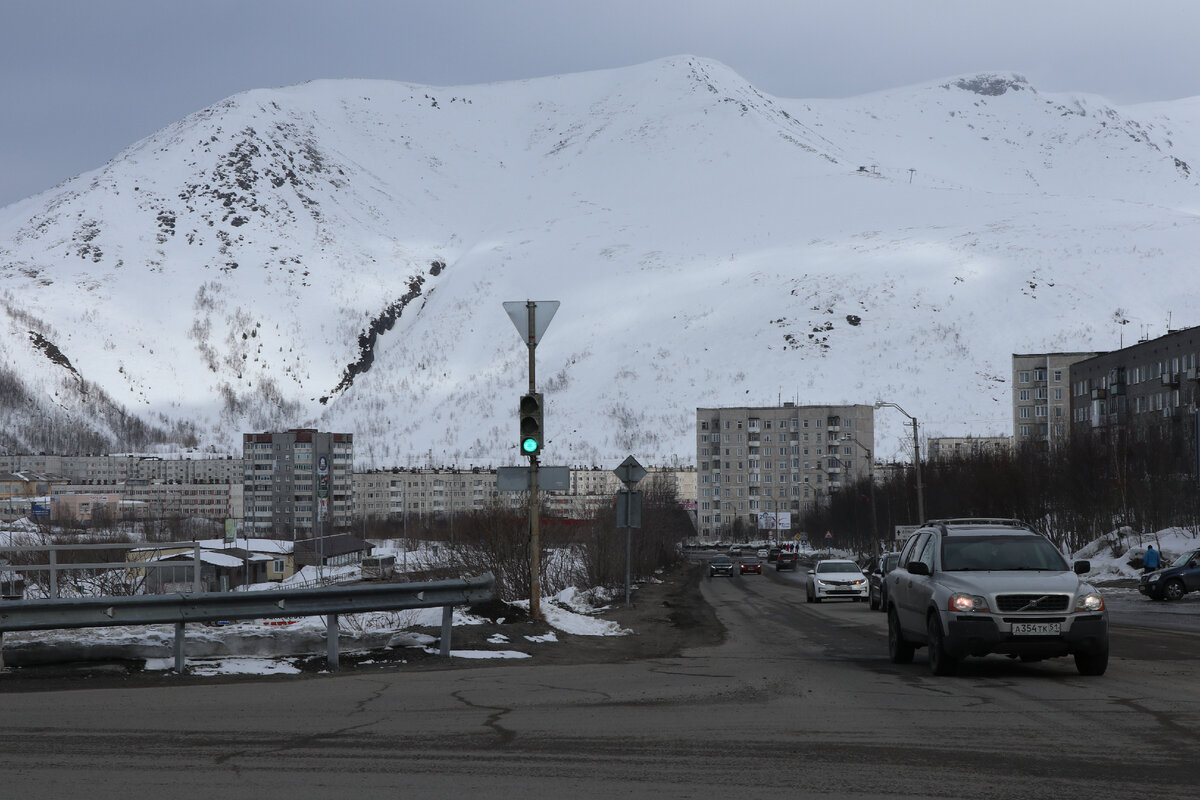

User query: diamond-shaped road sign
[613,455,646,487]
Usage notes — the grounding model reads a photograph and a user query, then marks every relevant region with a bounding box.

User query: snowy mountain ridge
[1,56,1198,466]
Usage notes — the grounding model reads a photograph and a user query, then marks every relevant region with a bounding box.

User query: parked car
[868,552,901,611]
[886,518,1109,676]
[709,555,735,578]
[767,548,782,563]
[805,559,869,603]
[775,552,798,571]
[739,557,763,575]
[1139,548,1200,600]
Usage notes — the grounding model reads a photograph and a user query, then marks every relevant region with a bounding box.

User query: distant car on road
[1139,548,1200,601]
[756,548,769,559]
[868,552,901,611]
[768,548,782,563]
[740,557,763,575]
[806,559,869,603]
[727,547,743,558]
[709,555,735,578]
[776,552,798,571]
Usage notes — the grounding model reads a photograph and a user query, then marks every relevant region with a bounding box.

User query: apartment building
[242,429,354,535]
[695,403,874,540]
[926,436,1013,461]
[1012,352,1101,449]
[352,468,508,521]
[0,454,243,485]
[352,466,698,523]
[1069,326,1200,457]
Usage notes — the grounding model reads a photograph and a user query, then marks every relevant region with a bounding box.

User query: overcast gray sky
[3,0,1199,208]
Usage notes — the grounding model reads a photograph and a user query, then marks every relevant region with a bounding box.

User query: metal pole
[912,417,925,523]
[173,622,186,673]
[440,604,453,657]
[326,613,340,671]
[625,524,631,607]
[527,301,541,621]
[193,542,202,594]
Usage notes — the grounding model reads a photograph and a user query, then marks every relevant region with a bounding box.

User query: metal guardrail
[0,572,495,674]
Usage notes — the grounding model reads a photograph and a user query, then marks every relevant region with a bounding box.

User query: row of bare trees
[804,425,1200,558]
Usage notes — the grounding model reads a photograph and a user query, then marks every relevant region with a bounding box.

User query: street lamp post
[874,401,925,523]
[848,437,878,548]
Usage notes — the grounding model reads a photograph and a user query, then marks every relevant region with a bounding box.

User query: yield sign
[613,455,647,487]
[503,300,560,345]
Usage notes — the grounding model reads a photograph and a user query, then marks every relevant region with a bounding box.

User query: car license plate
[1011,622,1061,636]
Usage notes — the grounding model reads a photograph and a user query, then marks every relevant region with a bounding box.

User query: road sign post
[614,456,647,607]
[504,300,559,621]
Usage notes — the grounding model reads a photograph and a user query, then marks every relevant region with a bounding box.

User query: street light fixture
[874,401,925,523]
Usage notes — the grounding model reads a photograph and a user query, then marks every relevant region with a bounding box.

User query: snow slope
[1,57,1198,466]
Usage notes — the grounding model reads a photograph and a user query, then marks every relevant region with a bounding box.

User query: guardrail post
[440,605,453,656]
[49,550,58,599]
[326,613,339,671]
[1,631,6,670]
[173,622,186,673]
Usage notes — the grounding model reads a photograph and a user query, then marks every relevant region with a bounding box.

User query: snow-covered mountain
[2,56,1199,467]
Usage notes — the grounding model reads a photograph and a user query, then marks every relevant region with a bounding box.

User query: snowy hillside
[1,56,1198,466]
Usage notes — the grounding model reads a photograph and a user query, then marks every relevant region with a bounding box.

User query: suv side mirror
[907,561,930,576]
[1073,560,1090,575]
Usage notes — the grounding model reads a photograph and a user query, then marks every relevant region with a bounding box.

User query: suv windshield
[941,535,1068,572]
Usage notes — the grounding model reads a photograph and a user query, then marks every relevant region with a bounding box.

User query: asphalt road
[3,563,1199,799]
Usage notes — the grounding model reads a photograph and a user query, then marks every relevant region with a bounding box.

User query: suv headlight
[1148,573,1161,583]
[948,593,988,612]
[1075,592,1105,612]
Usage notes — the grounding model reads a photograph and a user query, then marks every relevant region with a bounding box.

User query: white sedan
[805,559,869,603]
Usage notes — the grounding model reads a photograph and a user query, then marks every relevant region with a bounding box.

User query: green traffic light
[522,437,539,454]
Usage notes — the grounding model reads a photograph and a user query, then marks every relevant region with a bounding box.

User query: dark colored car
[868,552,901,611]
[775,552,798,571]
[1139,548,1200,600]
[739,557,762,575]
[767,548,782,563]
[709,555,735,578]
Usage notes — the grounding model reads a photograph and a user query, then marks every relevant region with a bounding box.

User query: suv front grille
[995,594,1070,613]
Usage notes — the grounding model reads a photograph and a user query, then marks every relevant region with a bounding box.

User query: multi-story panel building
[352,466,698,524]
[0,455,243,486]
[926,436,1013,461]
[242,429,354,536]
[1012,352,1101,449]
[1069,326,1200,462]
[695,403,874,540]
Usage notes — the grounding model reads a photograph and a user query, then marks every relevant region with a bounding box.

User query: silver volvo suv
[885,519,1109,676]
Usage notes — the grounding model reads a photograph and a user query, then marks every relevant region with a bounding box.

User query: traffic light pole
[526,302,541,622]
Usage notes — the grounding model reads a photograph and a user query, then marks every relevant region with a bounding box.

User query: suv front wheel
[888,607,915,664]
[1074,645,1109,676]
[926,612,959,676]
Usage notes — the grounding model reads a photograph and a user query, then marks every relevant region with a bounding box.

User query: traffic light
[519,392,544,455]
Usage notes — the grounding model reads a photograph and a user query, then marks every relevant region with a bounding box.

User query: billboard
[757,511,791,531]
